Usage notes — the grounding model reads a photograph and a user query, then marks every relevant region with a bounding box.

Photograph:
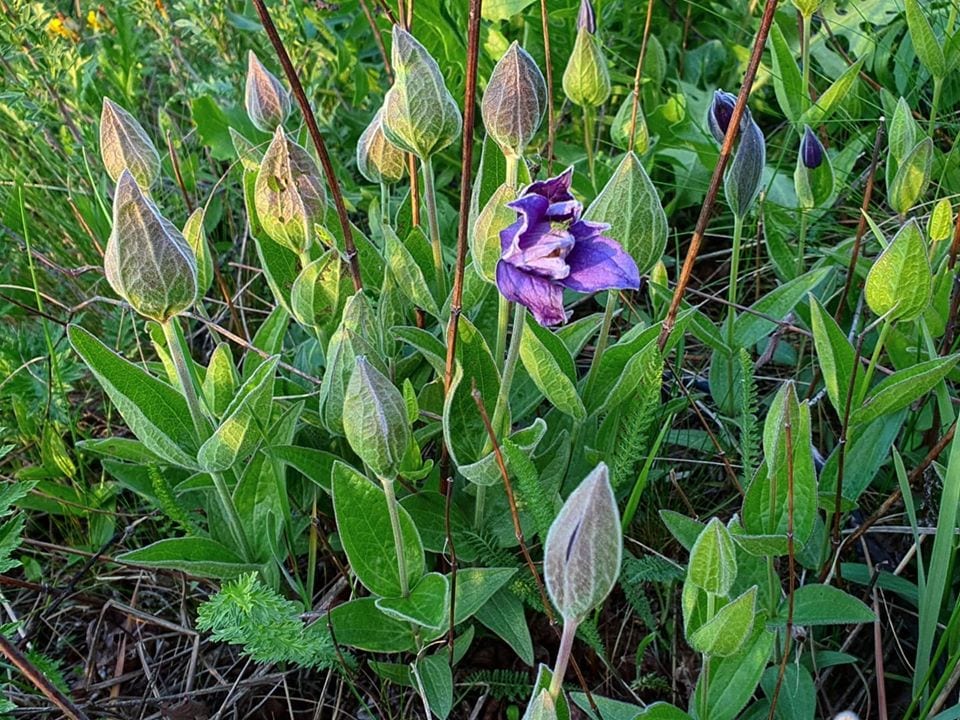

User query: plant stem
[726,213,745,408]
[858,316,893,406]
[583,291,618,397]
[549,618,579,699]
[380,180,391,230]
[930,76,943,137]
[505,153,519,189]
[796,209,808,275]
[583,106,597,189]
[494,154,522,371]
[476,303,526,528]
[380,475,409,597]
[800,12,812,102]
[421,157,446,298]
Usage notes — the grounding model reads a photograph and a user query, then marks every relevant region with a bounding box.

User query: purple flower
[577,0,596,33]
[800,125,824,169]
[708,90,738,144]
[495,167,640,326]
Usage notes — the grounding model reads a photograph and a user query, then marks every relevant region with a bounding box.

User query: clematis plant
[495,166,640,327]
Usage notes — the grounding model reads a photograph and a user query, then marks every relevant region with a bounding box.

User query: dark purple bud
[708,90,738,144]
[577,0,596,33]
[800,125,824,169]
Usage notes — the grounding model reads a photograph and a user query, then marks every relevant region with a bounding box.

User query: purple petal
[502,223,574,280]
[577,0,596,33]
[561,232,640,294]
[525,166,575,204]
[496,261,568,326]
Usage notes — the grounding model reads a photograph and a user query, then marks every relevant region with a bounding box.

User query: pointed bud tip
[577,0,596,33]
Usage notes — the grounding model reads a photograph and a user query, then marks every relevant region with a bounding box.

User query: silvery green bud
[100,97,161,189]
[481,42,547,159]
[245,51,291,133]
[611,92,649,153]
[343,356,412,478]
[544,463,622,623]
[562,23,611,108]
[357,108,406,185]
[254,126,327,253]
[724,113,766,219]
[382,26,462,160]
[472,184,517,283]
[522,689,558,720]
[104,170,197,322]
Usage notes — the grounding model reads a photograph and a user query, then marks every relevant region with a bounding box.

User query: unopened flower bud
[343,356,412,478]
[382,26,462,160]
[104,170,197,322]
[254,126,327,253]
[707,89,737,144]
[245,51,291,133]
[800,125,824,169]
[522,689,558,720]
[562,25,611,108]
[544,463,621,623]
[100,97,161,189]
[577,0,596,33]
[724,113,766,218]
[357,108,406,185]
[482,42,547,159]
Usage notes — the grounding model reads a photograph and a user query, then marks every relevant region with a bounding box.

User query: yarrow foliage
[495,167,639,326]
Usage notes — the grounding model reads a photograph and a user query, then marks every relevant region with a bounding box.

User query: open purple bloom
[708,90,738,144]
[800,125,824,169]
[577,0,596,33]
[496,167,640,326]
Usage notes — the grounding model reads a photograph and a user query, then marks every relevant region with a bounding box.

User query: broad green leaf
[519,315,585,420]
[692,624,774,720]
[688,518,737,596]
[386,227,440,317]
[660,510,705,552]
[778,584,875,625]
[524,664,571,720]
[799,59,863,127]
[202,343,239,418]
[689,586,757,657]
[889,139,934,216]
[769,22,806,124]
[198,357,277,471]
[428,567,517,639]
[76,437,161,464]
[475,588,535,666]
[586,324,661,415]
[245,171,299,313]
[571,694,653,720]
[888,97,918,165]
[734,268,830,348]
[585,152,668,274]
[331,462,424,597]
[864,220,932,321]
[118,538,257,578]
[761,664,816,720]
[329,598,417,652]
[376,572,448,629]
[183,208,214,299]
[819,412,905,504]
[906,0,946,77]
[266,444,338,492]
[928,198,954,242]
[393,325,447,375]
[481,0,536,21]
[290,250,342,332]
[809,297,862,417]
[243,304,289,379]
[418,652,454,719]
[851,355,959,427]
[68,325,198,468]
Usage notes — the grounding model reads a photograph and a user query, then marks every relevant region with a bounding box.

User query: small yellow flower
[46,15,80,42]
[86,9,101,32]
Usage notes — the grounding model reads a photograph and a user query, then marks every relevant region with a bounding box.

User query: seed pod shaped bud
[791,0,822,17]
[343,356,412,478]
[800,125,824,169]
[577,0,596,33]
[562,26,611,108]
[472,184,518,283]
[482,42,547,159]
[100,97,161,189]
[522,689,558,720]
[357,108,406,185]
[382,26,462,160]
[254,126,327,254]
[707,89,737,145]
[544,463,622,623]
[104,170,197,322]
[724,113,766,219]
[245,51,291,133]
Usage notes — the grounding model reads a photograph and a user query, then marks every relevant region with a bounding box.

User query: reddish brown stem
[540,0,555,172]
[0,634,90,720]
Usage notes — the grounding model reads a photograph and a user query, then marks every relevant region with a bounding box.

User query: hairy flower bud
[357,108,406,185]
[104,170,197,322]
[800,125,824,169]
[544,463,622,623]
[100,97,161,189]
[245,51,291,133]
[723,113,766,218]
[382,26,462,160]
[343,356,412,478]
[482,42,547,159]
[707,90,737,144]
[576,0,596,33]
[254,127,327,253]
[562,27,611,108]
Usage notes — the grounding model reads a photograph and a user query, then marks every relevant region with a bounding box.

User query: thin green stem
[505,153,519,189]
[930,76,944,137]
[796,210,808,275]
[725,214,745,410]
[421,157,446,298]
[583,106,597,190]
[800,13,812,103]
[495,294,510,371]
[380,475,409,597]
[858,316,893,406]
[583,291,618,398]
[475,302,526,528]
[380,180,391,230]
[549,619,579,699]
